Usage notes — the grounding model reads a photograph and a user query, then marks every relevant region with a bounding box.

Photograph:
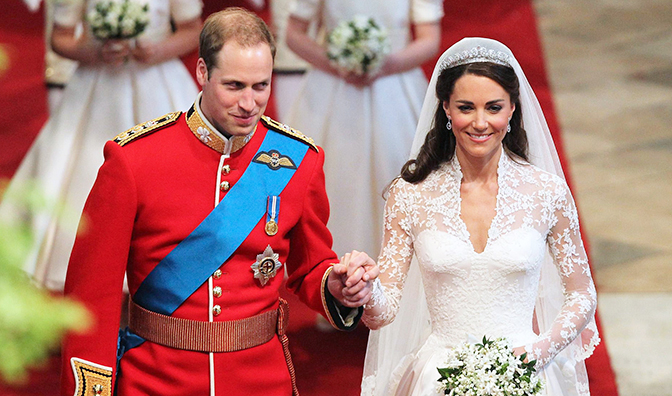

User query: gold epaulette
[261,115,318,152]
[113,112,182,146]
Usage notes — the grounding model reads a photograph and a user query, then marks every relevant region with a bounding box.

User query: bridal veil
[361,37,599,396]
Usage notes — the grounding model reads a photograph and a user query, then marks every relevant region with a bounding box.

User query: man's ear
[196,58,208,87]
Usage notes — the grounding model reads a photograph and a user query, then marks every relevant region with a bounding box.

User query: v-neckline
[457,192,499,255]
[452,156,505,255]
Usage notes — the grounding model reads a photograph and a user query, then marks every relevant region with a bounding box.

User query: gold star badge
[252,245,282,286]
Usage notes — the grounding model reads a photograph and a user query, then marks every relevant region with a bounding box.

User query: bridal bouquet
[87,0,150,40]
[437,336,543,396]
[326,15,390,76]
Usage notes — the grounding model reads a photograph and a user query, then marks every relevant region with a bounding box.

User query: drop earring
[506,117,511,133]
[446,117,452,131]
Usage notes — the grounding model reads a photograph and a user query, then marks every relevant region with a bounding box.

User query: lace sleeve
[525,179,598,369]
[362,179,416,330]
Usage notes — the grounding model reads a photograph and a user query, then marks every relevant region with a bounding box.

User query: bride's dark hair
[400,62,529,184]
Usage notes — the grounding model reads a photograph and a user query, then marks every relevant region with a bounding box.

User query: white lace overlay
[362,153,598,395]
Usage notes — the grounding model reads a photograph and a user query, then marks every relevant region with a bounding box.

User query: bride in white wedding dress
[359,38,600,396]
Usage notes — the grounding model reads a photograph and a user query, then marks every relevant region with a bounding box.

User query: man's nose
[238,89,255,112]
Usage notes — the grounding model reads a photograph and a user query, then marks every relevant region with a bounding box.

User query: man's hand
[327,250,379,308]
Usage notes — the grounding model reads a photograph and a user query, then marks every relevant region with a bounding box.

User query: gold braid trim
[113,112,181,146]
[185,105,253,154]
[71,358,113,396]
[261,115,318,152]
[320,266,338,329]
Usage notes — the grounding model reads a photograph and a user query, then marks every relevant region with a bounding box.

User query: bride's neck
[456,148,501,183]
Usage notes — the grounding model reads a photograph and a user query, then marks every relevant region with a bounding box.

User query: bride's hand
[327,250,379,307]
[513,346,530,362]
[100,39,132,66]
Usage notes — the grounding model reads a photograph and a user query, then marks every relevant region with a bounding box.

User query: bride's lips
[466,132,494,142]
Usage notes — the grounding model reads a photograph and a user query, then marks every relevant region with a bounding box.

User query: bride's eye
[458,105,473,112]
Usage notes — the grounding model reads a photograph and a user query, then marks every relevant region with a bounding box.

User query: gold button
[213,286,222,298]
[220,181,230,191]
[213,269,222,279]
[213,305,222,316]
[222,165,230,174]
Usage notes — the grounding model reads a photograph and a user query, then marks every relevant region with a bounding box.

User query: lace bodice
[363,153,597,369]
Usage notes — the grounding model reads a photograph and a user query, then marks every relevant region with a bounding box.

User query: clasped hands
[99,39,162,66]
[327,250,379,308]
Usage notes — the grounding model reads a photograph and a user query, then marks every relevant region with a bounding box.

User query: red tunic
[61,108,354,396]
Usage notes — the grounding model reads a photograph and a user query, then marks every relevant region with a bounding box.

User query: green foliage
[0,180,90,383]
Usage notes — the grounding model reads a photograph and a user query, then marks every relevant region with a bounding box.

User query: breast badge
[252,245,283,286]
[253,150,297,170]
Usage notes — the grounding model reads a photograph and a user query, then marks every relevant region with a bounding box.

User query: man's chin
[229,123,256,137]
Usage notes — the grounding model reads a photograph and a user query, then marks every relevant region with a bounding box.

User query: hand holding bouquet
[87,0,150,40]
[437,336,543,396]
[326,15,390,77]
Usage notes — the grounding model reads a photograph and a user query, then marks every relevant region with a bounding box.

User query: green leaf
[0,181,91,383]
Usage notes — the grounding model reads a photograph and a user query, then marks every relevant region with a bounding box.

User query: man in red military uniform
[61,8,377,396]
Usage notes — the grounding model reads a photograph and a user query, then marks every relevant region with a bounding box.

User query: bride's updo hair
[401,62,529,184]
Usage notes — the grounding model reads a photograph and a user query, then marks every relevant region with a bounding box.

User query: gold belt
[128,298,288,353]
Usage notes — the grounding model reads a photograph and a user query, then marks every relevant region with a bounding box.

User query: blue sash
[118,129,309,358]
[135,129,308,314]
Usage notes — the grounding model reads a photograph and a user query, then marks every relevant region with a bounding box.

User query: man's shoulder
[113,112,183,147]
[260,115,318,152]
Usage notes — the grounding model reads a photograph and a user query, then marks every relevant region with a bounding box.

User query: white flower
[120,15,136,37]
[326,15,390,76]
[437,337,544,396]
[197,127,212,143]
[87,0,149,40]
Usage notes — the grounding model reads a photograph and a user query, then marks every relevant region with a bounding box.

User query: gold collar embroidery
[186,95,255,155]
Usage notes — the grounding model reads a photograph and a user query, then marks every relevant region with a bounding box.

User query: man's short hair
[199,7,276,78]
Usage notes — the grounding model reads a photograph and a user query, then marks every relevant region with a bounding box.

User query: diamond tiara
[440,46,513,70]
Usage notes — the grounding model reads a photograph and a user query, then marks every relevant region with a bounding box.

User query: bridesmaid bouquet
[87,0,150,40]
[326,15,390,76]
[436,336,543,396]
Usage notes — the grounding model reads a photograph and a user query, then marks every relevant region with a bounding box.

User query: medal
[252,245,282,286]
[265,195,280,236]
[265,219,278,236]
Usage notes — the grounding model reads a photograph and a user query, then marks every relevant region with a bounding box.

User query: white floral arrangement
[437,336,543,396]
[87,0,150,40]
[326,15,390,76]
